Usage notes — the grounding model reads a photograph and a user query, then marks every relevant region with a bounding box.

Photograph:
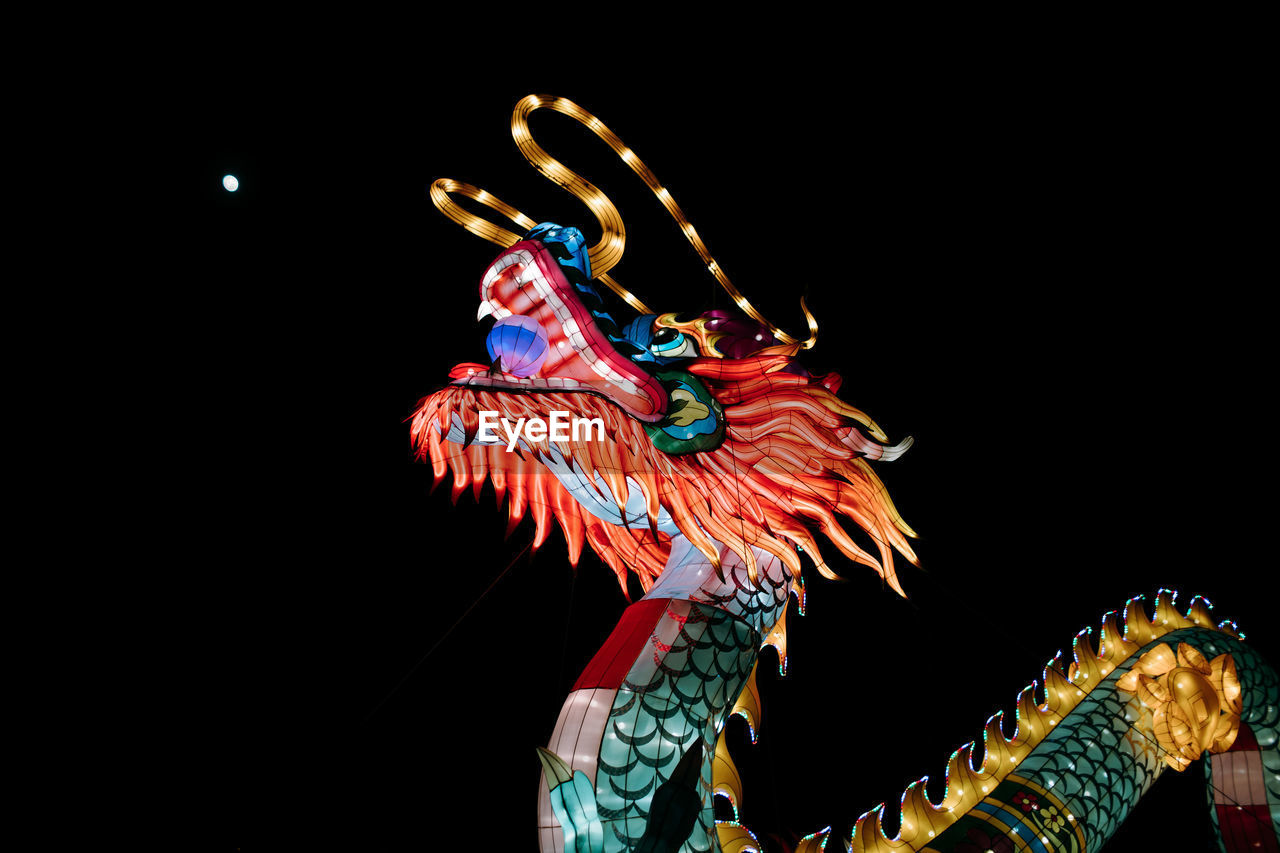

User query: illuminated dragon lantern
[412,96,1280,852]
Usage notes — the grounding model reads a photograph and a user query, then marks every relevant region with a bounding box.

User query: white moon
[223,174,239,192]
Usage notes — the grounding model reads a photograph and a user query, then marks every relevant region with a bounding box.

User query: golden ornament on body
[1116,641,1241,770]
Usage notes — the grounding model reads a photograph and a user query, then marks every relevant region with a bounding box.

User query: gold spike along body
[848,589,1244,852]
[716,821,764,852]
[729,661,762,743]
[713,729,745,819]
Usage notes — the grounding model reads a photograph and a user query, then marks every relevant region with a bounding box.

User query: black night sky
[177,64,1274,850]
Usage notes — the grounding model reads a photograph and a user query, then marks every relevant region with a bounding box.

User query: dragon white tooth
[477,301,495,321]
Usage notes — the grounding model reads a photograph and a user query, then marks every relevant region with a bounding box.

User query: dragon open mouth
[446,238,669,423]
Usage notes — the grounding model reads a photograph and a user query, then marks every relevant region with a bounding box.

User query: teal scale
[923,626,1279,852]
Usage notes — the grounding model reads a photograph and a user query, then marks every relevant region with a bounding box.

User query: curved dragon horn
[430,94,819,348]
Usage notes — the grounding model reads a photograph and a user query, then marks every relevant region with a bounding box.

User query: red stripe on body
[1213,724,1279,853]
[1216,803,1279,853]
[572,597,670,691]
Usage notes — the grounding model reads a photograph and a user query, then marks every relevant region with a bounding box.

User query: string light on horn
[429,94,818,348]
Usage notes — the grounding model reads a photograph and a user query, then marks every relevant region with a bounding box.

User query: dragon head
[411,223,919,595]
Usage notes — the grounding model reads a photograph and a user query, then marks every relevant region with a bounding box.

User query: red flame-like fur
[410,346,918,597]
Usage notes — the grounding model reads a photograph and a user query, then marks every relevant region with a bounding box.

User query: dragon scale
[850,591,1280,853]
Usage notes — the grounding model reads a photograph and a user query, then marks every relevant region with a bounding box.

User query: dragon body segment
[537,543,793,852]
[414,96,1279,851]
[851,591,1279,852]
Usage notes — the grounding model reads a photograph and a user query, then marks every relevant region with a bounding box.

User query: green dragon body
[842,590,1278,853]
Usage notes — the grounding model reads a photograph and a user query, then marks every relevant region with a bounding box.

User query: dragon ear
[644,369,725,456]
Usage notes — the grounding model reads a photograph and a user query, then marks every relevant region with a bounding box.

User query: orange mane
[410,345,918,597]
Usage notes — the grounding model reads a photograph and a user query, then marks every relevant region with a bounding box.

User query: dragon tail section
[845,589,1279,853]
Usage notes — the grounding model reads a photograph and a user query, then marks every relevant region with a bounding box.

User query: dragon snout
[449,227,670,423]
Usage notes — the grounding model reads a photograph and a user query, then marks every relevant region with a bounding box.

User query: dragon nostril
[485,315,550,378]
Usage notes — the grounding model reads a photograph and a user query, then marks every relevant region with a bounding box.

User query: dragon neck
[642,535,797,640]
[538,537,795,852]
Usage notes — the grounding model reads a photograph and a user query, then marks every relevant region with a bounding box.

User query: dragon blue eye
[649,328,697,358]
[651,329,681,350]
